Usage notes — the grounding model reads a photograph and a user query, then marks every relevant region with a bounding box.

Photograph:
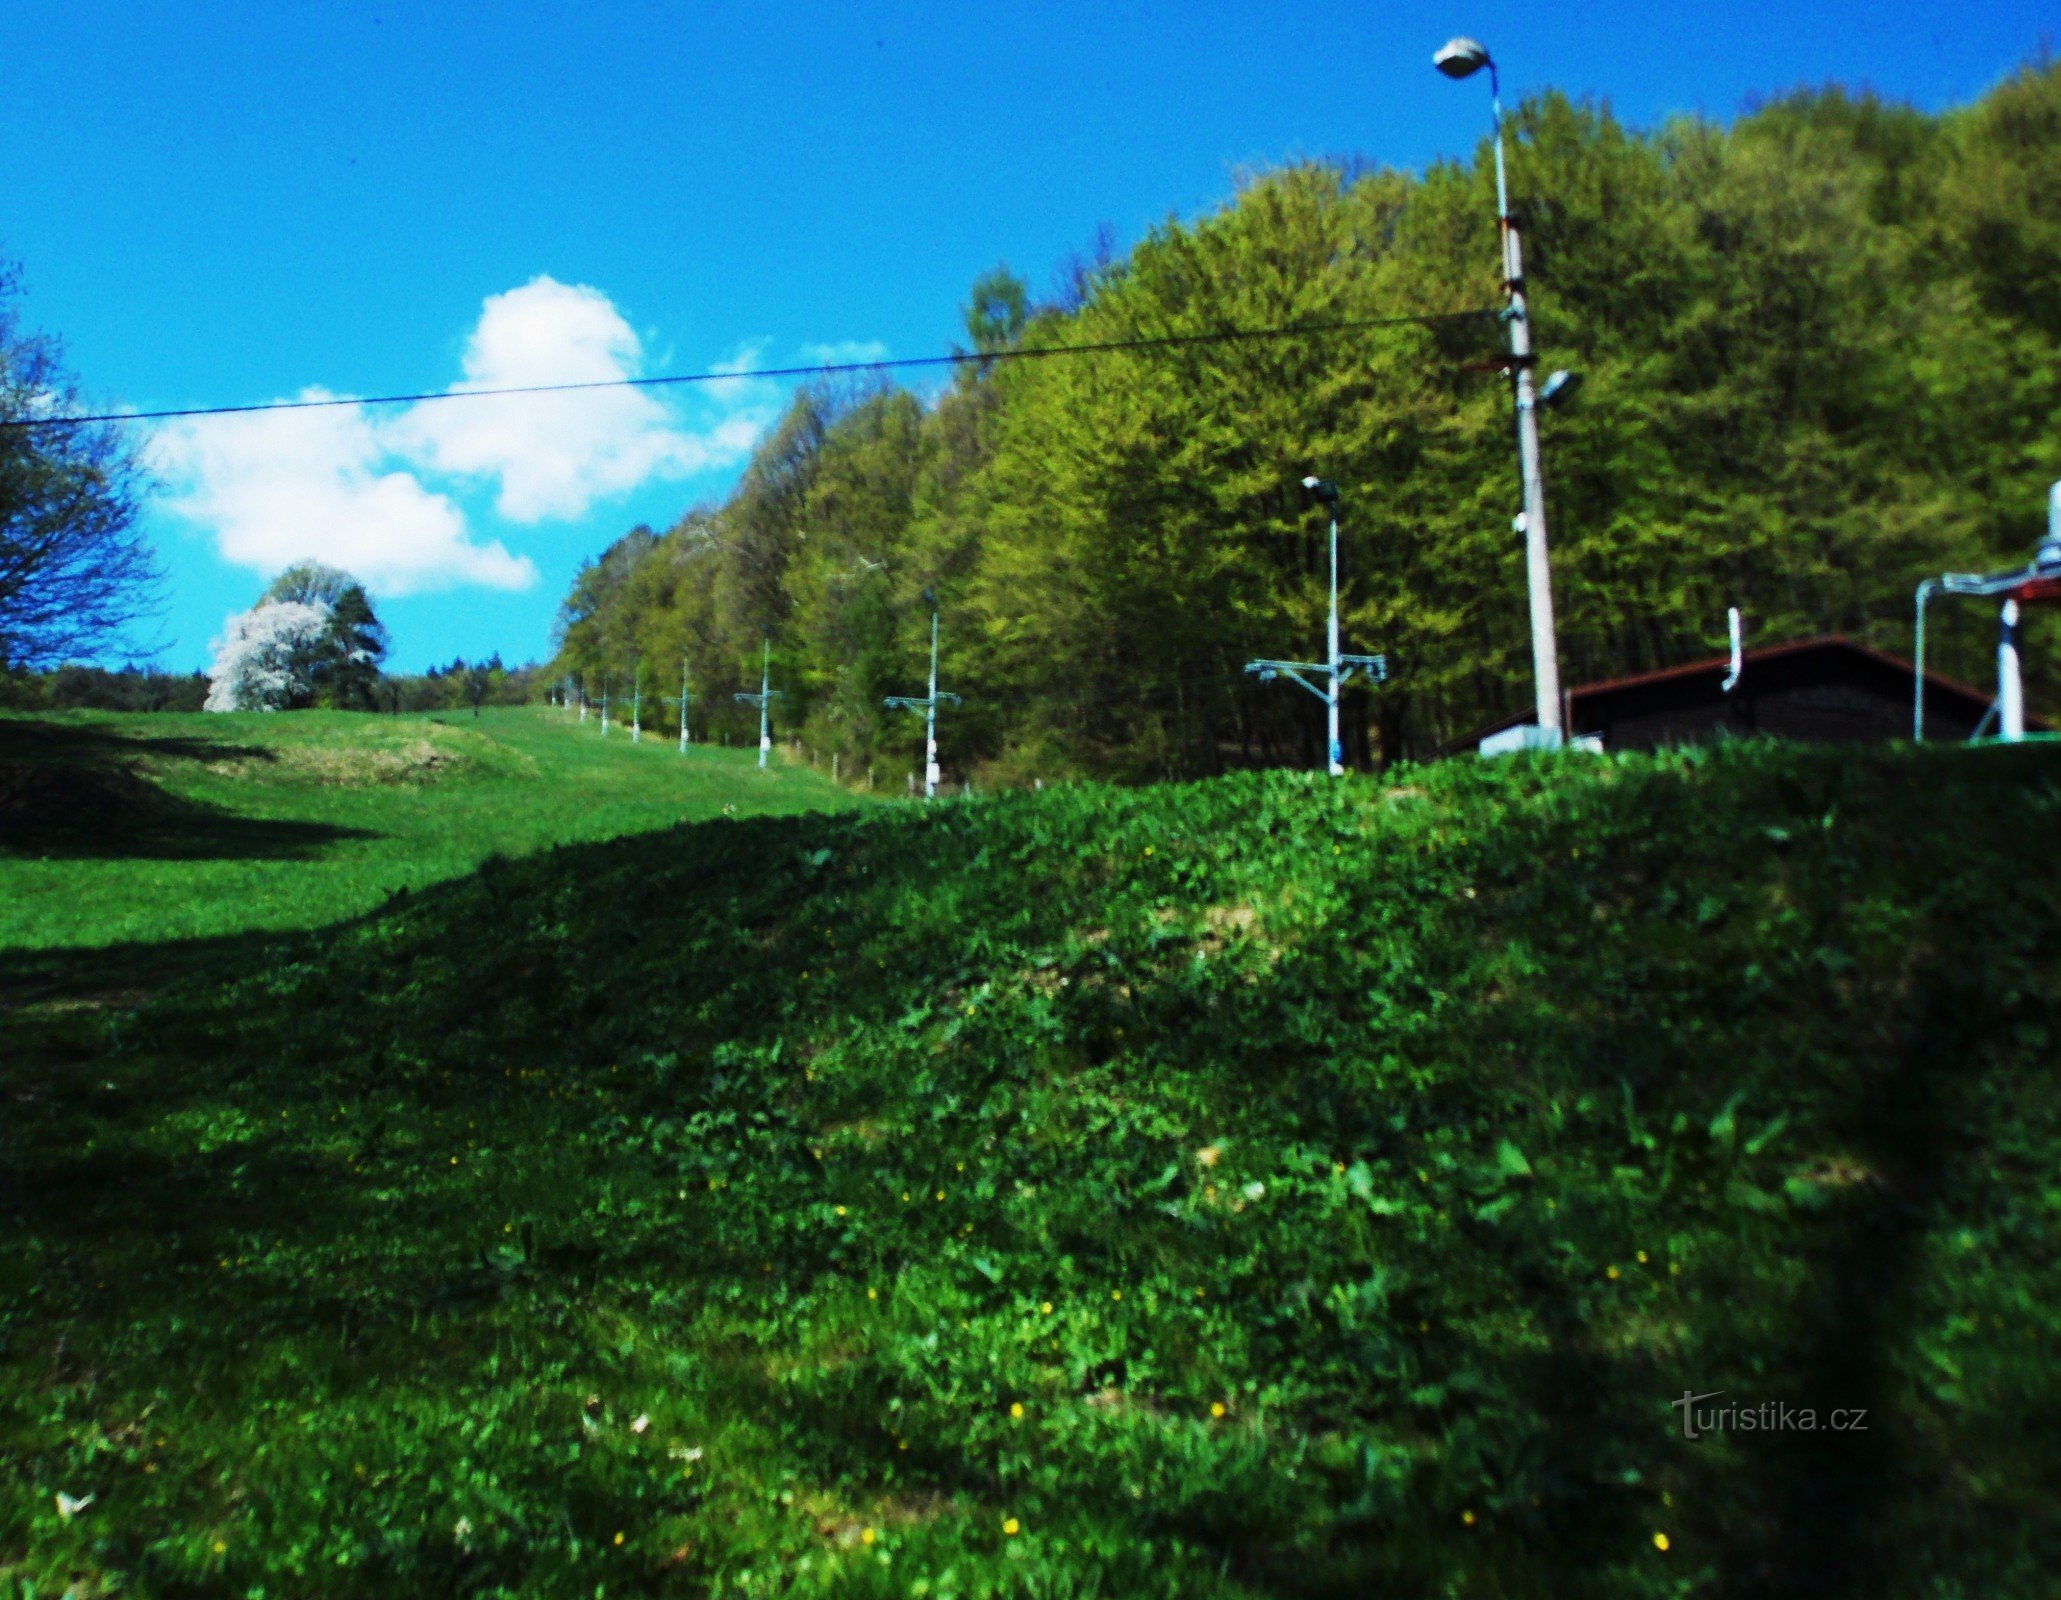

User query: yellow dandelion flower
[1209,1401,1226,1419]
[861,1526,877,1546]
[1002,1516,1021,1536]
[613,1532,625,1546]
[867,1287,878,1300]
[835,1205,847,1217]
[213,1539,228,1554]
[936,1189,945,1201]
[450,1156,458,1165]
[1653,1532,1670,1552]
[1461,1509,1477,1526]
[901,1191,910,1203]
[1010,1401,1025,1419]
[1606,1265,1621,1280]
[1040,1301,1054,1315]
[1111,1289,1122,1301]
[1636,1250,1648,1264]
[956,1161,966,1172]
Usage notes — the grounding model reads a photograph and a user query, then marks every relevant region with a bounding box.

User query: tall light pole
[733,636,782,769]
[679,657,691,754]
[630,657,642,743]
[1246,477,1387,775]
[886,587,961,799]
[1436,35,1565,746]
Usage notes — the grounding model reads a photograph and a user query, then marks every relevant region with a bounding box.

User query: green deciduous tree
[549,65,2061,781]
[261,562,387,709]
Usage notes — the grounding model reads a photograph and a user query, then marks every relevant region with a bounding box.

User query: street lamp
[1246,476,1387,776]
[1436,34,1566,747]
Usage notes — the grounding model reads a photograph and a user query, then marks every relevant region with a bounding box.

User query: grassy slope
[0,705,858,950]
[3,741,2058,1598]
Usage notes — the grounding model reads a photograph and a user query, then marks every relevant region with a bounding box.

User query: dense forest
[551,66,2059,783]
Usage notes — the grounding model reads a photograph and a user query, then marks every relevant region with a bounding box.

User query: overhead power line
[1,307,1495,431]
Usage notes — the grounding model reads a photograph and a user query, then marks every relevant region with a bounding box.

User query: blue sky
[2,1,2044,673]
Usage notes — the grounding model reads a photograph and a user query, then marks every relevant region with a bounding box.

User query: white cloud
[800,339,890,367]
[394,276,762,522]
[154,275,774,595]
[152,396,535,598]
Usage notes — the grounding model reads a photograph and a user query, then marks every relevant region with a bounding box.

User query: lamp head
[1538,368,1584,409]
[1301,475,1341,506]
[922,585,937,607]
[1434,37,1492,79]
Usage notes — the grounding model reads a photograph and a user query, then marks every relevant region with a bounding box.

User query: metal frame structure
[885,592,960,799]
[734,637,783,769]
[1247,478,1387,775]
[1913,483,2061,743]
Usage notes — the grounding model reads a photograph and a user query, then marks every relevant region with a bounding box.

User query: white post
[758,639,772,769]
[600,675,609,737]
[1326,510,1344,776]
[578,676,587,723]
[1999,599,2025,742]
[631,662,641,742]
[679,659,690,753]
[924,610,942,798]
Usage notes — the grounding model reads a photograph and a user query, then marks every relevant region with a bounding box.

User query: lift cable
[2,307,1496,431]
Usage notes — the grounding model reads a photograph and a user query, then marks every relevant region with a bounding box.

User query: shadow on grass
[0,716,376,861]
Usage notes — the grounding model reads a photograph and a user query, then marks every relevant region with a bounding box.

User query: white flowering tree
[203,599,335,712]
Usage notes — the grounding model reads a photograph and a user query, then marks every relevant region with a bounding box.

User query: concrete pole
[924,610,942,798]
[1999,599,2024,742]
[1326,511,1344,776]
[1490,74,1564,746]
[631,662,641,742]
[578,675,587,724]
[679,659,690,753]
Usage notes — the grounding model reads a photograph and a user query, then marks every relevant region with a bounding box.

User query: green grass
[0,705,859,950]
[2,738,2057,1597]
